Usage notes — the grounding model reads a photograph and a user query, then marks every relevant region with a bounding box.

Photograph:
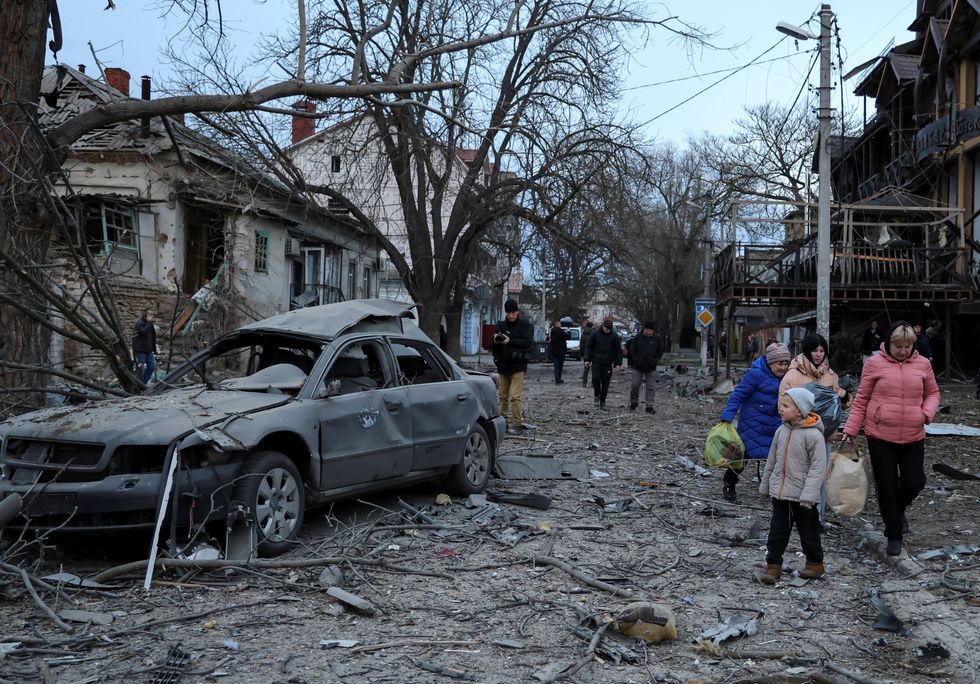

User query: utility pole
[777,4,833,341]
[700,238,711,369]
[815,4,832,341]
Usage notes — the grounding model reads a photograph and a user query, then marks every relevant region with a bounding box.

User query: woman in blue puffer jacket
[719,343,791,502]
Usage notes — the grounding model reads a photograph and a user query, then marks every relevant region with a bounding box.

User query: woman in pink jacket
[842,321,940,556]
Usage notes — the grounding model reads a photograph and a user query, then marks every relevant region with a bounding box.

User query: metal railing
[714,240,973,291]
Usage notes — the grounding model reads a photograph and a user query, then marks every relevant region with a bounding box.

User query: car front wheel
[232,451,305,557]
[444,424,492,495]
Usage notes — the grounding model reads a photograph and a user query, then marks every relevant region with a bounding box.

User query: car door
[389,338,472,471]
[316,338,413,490]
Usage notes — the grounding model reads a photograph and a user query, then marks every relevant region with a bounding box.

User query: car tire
[232,451,305,557]
[444,424,493,495]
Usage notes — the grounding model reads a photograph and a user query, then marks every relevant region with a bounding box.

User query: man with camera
[491,299,534,433]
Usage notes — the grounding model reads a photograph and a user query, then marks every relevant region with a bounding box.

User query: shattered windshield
[156,333,323,394]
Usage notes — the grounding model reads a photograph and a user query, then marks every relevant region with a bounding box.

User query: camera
[494,333,507,343]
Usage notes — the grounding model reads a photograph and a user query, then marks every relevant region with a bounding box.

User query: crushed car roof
[239,299,424,340]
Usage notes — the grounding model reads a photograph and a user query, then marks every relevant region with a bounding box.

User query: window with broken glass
[81,201,139,254]
[255,230,270,273]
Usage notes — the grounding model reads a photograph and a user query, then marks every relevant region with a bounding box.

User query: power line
[622,53,804,91]
[638,37,789,127]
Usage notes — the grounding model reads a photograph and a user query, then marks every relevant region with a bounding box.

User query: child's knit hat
[786,387,815,415]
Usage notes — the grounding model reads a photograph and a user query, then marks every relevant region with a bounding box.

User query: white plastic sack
[825,446,869,517]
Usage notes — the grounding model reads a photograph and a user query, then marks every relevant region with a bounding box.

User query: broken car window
[389,340,448,385]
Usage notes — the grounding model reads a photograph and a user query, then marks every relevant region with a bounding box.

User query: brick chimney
[105,67,130,96]
[291,100,316,144]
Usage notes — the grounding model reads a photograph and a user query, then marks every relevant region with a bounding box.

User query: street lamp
[777,5,832,342]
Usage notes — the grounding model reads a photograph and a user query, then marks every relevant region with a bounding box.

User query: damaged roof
[38,65,356,231]
[240,299,425,340]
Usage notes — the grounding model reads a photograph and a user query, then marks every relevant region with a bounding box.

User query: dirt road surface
[1,360,978,683]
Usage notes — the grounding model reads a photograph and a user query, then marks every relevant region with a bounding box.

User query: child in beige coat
[757,387,827,584]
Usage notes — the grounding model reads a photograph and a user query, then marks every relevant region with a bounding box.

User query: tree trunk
[0,1,54,413]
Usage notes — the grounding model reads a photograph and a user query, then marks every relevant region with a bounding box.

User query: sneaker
[593,397,600,407]
[645,407,656,414]
[723,483,736,502]
[629,403,638,411]
[599,401,607,410]
[886,539,902,556]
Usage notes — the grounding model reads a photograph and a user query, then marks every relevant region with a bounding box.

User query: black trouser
[724,459,762,486]
[551,355,565,383]
[592,362,613,401]
[867,437,926,541]
[766,499,823,566]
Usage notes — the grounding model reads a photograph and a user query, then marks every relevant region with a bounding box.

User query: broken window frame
[330,155,342,173]
[254,230,270,273]
[81,200,140,256]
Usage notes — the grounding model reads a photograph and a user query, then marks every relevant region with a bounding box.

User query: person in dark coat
[580,321,594,387]
[584,319,622,410]
[861,319,883,368]
[625,321,663,413]
[718,342,791,502]
[490,299,534,432]
[548,320,568,384]
[913,323,933,363]
[132,308,158,384]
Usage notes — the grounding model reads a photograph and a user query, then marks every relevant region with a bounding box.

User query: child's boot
[798,561,825,579]
[757,564,781,585]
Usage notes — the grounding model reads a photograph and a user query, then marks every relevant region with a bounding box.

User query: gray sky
[48,0,916,143]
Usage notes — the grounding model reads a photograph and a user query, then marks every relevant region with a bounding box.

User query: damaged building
[38,65,381,379]
[713,0,980,377]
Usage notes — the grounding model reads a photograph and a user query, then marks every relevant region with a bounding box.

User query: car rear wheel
[444,424,492,495]
[232,451,305,557]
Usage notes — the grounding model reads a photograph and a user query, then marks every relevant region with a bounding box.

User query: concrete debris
[321,639,359,648]
[318,565,346,588]
[326,587,378,615]
[675,453,711,477]
[57,609,114,626]
[924,423,980,437]
[867,588,903,633]
[569,626,642,664]
[41,573,114,589]
[697,610,762,646]
[915,544,980,560]
[494,455,590,480]
[710,379,735,394]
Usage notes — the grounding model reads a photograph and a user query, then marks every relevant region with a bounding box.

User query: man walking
[132,308,158,384]
[580,321,595,387]
[913,323,933,363]
[861,319,883,367]
[548,320,568,384]
[625,321,663,413]
[584,318,622,410]
[491,299,534,433]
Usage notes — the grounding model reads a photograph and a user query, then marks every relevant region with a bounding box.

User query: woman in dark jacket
[719,343,791,502]
[548,321,568,384]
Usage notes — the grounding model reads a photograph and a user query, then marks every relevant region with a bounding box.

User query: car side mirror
[316,378,343,399]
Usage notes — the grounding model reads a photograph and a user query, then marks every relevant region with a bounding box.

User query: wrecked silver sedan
[0,300,505,556]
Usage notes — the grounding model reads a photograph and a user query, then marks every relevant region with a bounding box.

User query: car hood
[0,389,290,445]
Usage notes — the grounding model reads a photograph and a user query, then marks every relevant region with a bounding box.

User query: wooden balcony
[713,238,976,306]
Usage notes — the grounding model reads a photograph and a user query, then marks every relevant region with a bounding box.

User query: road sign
[694,297,715,329]
[696,308,715,327]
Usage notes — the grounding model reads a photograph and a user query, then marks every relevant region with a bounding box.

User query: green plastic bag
[704,422,746,472]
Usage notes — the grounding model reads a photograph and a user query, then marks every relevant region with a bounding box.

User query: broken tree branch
[91,555,453,584]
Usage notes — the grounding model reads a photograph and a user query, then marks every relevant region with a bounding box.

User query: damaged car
[0,300,505,556]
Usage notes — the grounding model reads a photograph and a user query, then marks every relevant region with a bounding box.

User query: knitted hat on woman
[765,342,791,365]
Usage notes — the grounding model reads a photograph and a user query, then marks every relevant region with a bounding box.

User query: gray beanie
[765,342,791,365]
[786,387,815,416]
